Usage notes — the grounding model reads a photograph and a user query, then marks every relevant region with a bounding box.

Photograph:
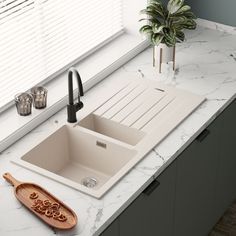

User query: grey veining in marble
[0,23,236,236]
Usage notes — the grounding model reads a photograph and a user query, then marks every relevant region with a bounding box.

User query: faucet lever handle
[75,101,83,111]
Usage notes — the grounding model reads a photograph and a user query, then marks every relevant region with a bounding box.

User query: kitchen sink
[14,125,137,198]
[13,79,205,198]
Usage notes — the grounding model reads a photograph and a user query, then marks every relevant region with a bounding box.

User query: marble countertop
[0,21,236,236]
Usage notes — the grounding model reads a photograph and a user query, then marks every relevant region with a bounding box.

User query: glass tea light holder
[15,93,33,116]
[31,86,48,109]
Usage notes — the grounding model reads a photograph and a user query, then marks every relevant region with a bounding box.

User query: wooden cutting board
[3,172,77,230]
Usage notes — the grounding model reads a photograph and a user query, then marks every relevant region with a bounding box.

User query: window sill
[0,33,149,152]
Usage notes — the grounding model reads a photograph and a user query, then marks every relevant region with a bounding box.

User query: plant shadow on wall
[139,0,197,73]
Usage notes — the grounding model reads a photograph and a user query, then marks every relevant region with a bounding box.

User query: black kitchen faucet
[67,68,84,123]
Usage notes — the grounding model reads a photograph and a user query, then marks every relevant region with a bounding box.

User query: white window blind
[0,0,123,109]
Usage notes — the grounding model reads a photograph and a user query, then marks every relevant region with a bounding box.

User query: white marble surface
[197,18,236,35]
[0,23,236,236]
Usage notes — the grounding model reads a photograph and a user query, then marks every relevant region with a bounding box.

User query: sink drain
[81,177,98,188]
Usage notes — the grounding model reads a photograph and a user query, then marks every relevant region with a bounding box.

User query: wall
[149,0,236,26]
[186,0,236,26]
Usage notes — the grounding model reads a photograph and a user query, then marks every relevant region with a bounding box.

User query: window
[0,0,148,153]
[0,0,123,109]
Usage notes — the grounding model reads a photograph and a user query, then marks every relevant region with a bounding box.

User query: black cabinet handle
[143,179,160,196]
[196,129,210,142]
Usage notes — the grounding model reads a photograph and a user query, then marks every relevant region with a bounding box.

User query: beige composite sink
[13,79,205,198]
[14,125,137,198]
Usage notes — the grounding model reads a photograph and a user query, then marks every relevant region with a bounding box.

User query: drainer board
[93,79,205,148]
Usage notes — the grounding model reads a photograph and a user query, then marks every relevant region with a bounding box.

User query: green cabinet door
[216,99,236,216]
[174,122,220,236]
[99,219,119,236]
[119,160,177,236]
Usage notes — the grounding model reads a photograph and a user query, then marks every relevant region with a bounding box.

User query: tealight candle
[31,86,48,109]
[15,93,33,116]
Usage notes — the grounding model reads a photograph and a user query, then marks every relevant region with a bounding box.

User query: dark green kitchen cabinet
[215,99,236,217]
[100,99,236,236]
[100,219,119,236]
[119,160,177,236]
[174,120,220,236]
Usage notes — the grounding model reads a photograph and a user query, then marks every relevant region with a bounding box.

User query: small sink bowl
[78,114,145,146]
[14,125,137,198]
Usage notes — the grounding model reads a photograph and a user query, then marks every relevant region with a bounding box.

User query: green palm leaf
[163,28,176,45]
[174,5,191,14]
[183,11,197,19]
[139,25,153,35]
[148,2,168,18]
[140,9,162,24]
[149,0,162,4]
[167,0,184,14]
[176,30,185,42]
[182,19,197,29]
[151,33,164,45]
[139,18,162,25]
[153,24,167,33]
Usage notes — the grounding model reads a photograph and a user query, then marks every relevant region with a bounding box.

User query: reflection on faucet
[67,67,84,123]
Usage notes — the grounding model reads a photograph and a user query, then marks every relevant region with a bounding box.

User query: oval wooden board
[3,173,77,230]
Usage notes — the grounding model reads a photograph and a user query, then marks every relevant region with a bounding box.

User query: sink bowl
[14,125,137,198]
[78,114,145,146]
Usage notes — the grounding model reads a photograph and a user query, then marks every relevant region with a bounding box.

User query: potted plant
[139,0,197,73]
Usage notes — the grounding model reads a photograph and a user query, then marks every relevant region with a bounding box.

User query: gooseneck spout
[67,67,84,123]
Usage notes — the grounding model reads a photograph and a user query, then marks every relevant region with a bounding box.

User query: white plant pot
[153,43,176,73]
